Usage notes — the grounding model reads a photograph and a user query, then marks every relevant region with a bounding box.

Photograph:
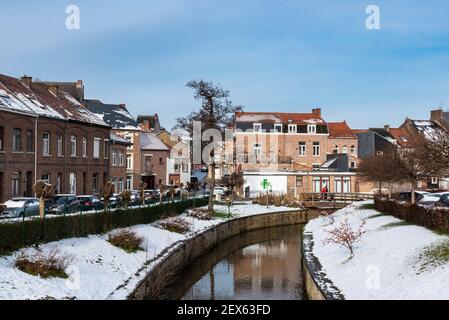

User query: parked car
[436,194,449,207]
[77,195,103,211]
[0,198,40,219]
[144,190,160,203]
[47,195,81,214]
[398,191,429,203]
[213,187,226,196]
[418,192,449,208]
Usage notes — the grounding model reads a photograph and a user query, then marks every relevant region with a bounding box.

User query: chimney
[431,109,443,122]
[384,124,390,132]
[76,80,84,101]
[312,108,321,117]
[48,84,59,96]
[21,75,32,88]
[118,104,127,110]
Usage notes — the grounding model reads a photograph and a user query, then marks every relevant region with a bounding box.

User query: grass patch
[108,229,144,253]
[213,210,237,219]
[367,213,385,220]
[15,246,73,279]
[360,203,376,210]
[382,221,414,229]
[417,239,449,273]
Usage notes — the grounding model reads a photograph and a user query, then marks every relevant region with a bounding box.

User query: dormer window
[307,125,317,134]
[288,124,297,133]
[274,124,283,133]
[253,123,262,133]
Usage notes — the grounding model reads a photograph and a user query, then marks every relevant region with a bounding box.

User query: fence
[300,192,375,203]
[0,197,208,255]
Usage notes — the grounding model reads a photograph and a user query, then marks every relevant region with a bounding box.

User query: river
[168,224,305,300]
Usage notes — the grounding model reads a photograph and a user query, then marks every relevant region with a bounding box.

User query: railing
[300,192,375,204]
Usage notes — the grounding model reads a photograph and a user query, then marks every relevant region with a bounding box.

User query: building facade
[0,74,111,201]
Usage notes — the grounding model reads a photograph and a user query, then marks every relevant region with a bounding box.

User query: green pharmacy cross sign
[261,179,272,190]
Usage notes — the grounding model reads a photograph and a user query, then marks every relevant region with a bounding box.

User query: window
[70,135,77,157]
[12,172,20,196]
[299,142,306,156]
[104,140,109,159]
[124,134,132,150]
[254,143,262,156]
[174,161,180,172]
[56,134,63,157]
[288,124,297,133]
[69,173,77,195]
[82,137,87,157]
[26,130,33,152]
[376,151,384,157]
[253,123,262,133]
[312,142,320,156]
[334,177,351,193]
[126,176,133,190]
[12,128,22,152]
[313,176,330,193]
[112,149,117,166]
[159,157,164,165]
[118,178,124,193]
[42,132,50,156]
[296,176,303,188]
[307,125,316,134]
[126,154,132,170]
[431,177,438,185]
[182,162,188,173]
[273,124,283,133]
[350,161,356,169]
[342,145,348,154]
[92,173,98,193]
[41,174,50,184]
[93,138,101,159]
[119,151,124,166]
[350,145,356,155]
[333,145,339,154]
[0,126,3,151]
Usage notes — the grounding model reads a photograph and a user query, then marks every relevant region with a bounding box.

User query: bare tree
[33,181,53,218]
[175,79,244,213]
[414,130,449,177]
[323,218,366,256]
[358,153,394,195]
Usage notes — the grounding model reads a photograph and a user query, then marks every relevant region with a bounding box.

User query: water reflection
[175,224,304,300]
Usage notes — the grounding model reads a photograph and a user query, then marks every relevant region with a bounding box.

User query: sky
[1,0,449,130]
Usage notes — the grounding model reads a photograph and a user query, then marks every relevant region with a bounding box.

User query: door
[25,171,33,197]
[169,174,180,186]
[142,176,155,190]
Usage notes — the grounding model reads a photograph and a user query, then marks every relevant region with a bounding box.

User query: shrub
[187,208,213,220]
[158,217,191,234]
[15,246,74,279]
[0,198,208,255]
[374,197,449,233]
[323,218,366,256]
[108,229,143,253]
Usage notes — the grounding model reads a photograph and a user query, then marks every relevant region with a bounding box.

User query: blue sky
[1,0,449,129]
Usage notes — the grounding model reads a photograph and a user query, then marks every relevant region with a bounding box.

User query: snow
[0,203,297,300]
[304,201,449,300]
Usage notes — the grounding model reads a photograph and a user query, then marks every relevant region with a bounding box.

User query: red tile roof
[235,111,325,125]
[389,128,412,147]
[327,122,357,138]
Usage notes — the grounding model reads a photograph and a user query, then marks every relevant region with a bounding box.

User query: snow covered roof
[84,100,139,130]
[235,111,326,125]
[411,120,442,140]
[110,132,132,145]
[0,74,108,127]
[140,132,169,151]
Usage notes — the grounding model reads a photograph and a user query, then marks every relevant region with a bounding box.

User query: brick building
[84,100,142,190]
[140,132,170,189]
[0,74,111,202]
[109,132,132,193]
[233,109,363,196]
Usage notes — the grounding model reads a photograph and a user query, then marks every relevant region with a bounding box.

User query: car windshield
[4,200,26,208]
[54,197,68,204]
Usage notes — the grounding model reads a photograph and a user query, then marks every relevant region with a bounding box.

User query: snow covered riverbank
[0,203,297,300]
[304,201,449,300]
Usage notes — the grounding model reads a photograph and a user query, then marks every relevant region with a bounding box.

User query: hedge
[0,198,208,255]
[374,197,449,233]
